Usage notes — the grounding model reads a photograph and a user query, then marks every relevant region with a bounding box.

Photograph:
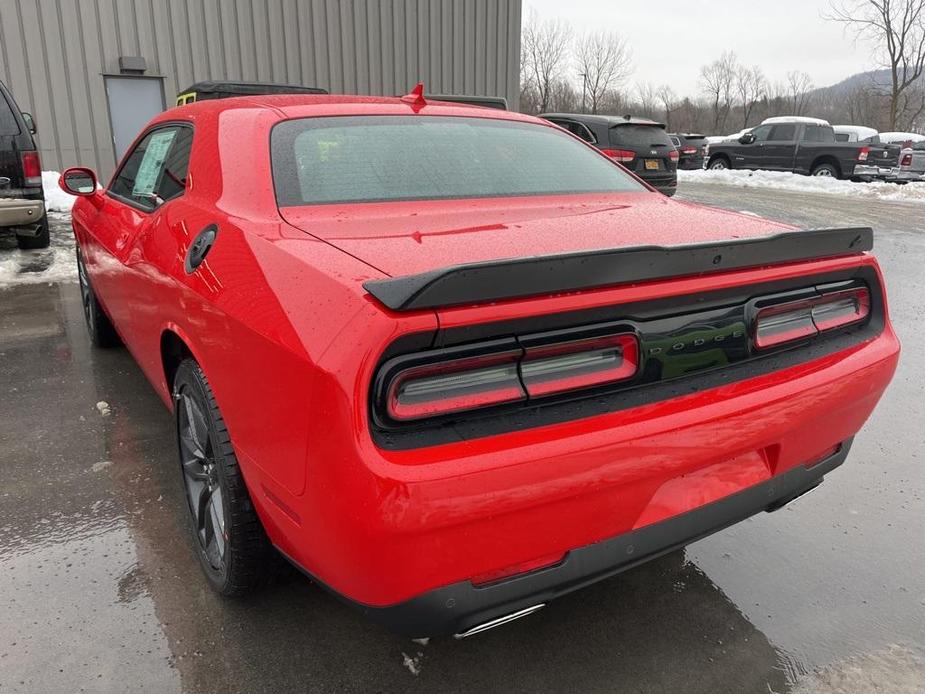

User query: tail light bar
[681,146,697,155]
[601,148,636,163]
[754,287,870,350]
[857,146,870,162]
[21,151,41,187]
[384,332,640,422]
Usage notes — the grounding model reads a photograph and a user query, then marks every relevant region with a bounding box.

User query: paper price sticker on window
[132,129,177,197]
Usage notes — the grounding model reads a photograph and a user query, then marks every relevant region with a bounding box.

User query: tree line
[520,1,925,135]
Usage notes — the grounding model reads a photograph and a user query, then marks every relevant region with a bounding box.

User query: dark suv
[540,113,678,196]
[0,80,47,249]
[669,133,707,169]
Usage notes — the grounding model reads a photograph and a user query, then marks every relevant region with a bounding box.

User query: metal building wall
[0,0,522,178]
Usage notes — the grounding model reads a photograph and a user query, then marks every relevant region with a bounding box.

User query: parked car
[878,131,925,148]
[669,133,707,169]
[175,80,328,106]
[540,113,678,195]
[705,117,899,180]
[894,141,925,182]
[0,79,48,249]
[60,89,898,638]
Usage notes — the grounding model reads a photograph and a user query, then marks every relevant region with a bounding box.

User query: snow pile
[0,225,76,287]
[42,170,78,213]
[679,168,925,203]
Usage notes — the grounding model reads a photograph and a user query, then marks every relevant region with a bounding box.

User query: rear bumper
[344,440,851,636]
[0,197,45,229]
[852,164,898,180]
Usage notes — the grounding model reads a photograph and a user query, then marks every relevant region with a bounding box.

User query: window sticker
[132,129,177,196]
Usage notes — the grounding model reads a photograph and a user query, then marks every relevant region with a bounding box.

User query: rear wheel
[811,163,839,178]
[76,246,120,347]
[708,157,730,171]
[16,217,50,249]
[174,359,270,596]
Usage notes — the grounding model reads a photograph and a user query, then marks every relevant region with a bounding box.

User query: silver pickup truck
[0,79,48,249]
[894,142,925,183]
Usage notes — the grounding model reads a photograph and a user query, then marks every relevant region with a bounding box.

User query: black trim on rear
[363,227,873,312]
[283,440,851,637]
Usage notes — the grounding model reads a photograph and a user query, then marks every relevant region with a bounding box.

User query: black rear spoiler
[363,227,873,312]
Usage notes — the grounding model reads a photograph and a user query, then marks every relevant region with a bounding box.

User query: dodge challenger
[60,86,899,638]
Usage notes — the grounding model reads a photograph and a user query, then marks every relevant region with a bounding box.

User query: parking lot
[1,179,924,693]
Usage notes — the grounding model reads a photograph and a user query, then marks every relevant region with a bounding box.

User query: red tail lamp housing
[900,152,913,167]
[857,146,870,162]
[601,148,636,163]
[21,151,42,187]
[385,333,640,422]
[668,149,680,162]
[681,146,697,155]
[754,287,870,350]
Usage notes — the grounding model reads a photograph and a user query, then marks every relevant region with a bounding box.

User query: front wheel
[708,157,730,171]
[811,163,839,178]
[174,359,271,596]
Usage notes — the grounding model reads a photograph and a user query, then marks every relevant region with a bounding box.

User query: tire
[708,157,730,171]
[173,359,270,596]
[16,217,50,249]
[811,163,839,178]
[76,246,121,348]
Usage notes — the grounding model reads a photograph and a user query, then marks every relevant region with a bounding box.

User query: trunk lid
[280,193,794,279]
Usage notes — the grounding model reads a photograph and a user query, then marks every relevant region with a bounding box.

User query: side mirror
[59,167,98,196]
[739,132,756,145]
[21,112,36,135]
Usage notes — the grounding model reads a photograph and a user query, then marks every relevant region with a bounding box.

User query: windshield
[272,115,645,206]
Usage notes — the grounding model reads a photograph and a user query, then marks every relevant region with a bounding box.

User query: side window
[768,124,797,141]
[553,119,596,144]
[835,132,850,142]
[750,125,772,142]
[109,125,193,210]
[0,93,21,135]
[802,125,835,143]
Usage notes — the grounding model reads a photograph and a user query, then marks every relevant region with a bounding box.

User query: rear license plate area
[645,159,660,170]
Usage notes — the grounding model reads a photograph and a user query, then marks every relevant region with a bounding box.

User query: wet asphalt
[1,183,924,693]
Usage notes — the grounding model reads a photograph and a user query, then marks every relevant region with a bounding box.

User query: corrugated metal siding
[0,0,521,178]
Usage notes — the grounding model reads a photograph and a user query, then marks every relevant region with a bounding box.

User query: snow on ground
[679,168,925,203]
[0,172,77,287]
[792,645,925,694]
[42,170,77,213]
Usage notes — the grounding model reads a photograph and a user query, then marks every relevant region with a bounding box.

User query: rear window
[682,136,706,145]
[272,116,645,205]
[0,94,20,135]
[608,124,671,148]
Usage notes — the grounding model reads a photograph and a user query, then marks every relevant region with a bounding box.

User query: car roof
[761,116,830,126]
[540,113,666,128]
[165,93,539,124]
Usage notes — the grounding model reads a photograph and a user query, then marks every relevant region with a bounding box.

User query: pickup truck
[704,121,899,181]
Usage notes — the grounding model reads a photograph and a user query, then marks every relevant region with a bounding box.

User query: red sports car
[60,88,899,638]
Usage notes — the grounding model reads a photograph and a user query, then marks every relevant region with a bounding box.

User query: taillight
[21,151,41,186]
[520,334,638,398]
[681,146,697,154]
[383,332,639,421]
[754,287,870,350]
[601,148,636,163]
[901,152,913,167]
[668,150,680,162]
[387,351,525,421]
[857,146,870,162]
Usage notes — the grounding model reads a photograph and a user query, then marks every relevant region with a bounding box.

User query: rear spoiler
[363,227,873,312]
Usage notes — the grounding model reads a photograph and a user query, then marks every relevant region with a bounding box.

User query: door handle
[185,224,218,274]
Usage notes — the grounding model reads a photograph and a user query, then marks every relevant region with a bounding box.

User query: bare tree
[700,52,738,132]
[787,70,815,115]
[657,85,678,129]
[736,65,767,127]
[520,11,573,113]
[636,82,657,118]
[828,0,925,129]
[576,31,633,114]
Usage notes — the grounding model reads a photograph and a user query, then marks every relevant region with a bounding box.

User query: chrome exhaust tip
[453,604,546,639]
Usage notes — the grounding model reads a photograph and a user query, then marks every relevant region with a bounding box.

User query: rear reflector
[387,351,525,421]
[521,334,638,397]
[755,287,870,349]
[601,148,636,163]
[21,151,41,186]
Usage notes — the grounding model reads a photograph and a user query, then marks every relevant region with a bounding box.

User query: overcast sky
[522,0,876,96]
